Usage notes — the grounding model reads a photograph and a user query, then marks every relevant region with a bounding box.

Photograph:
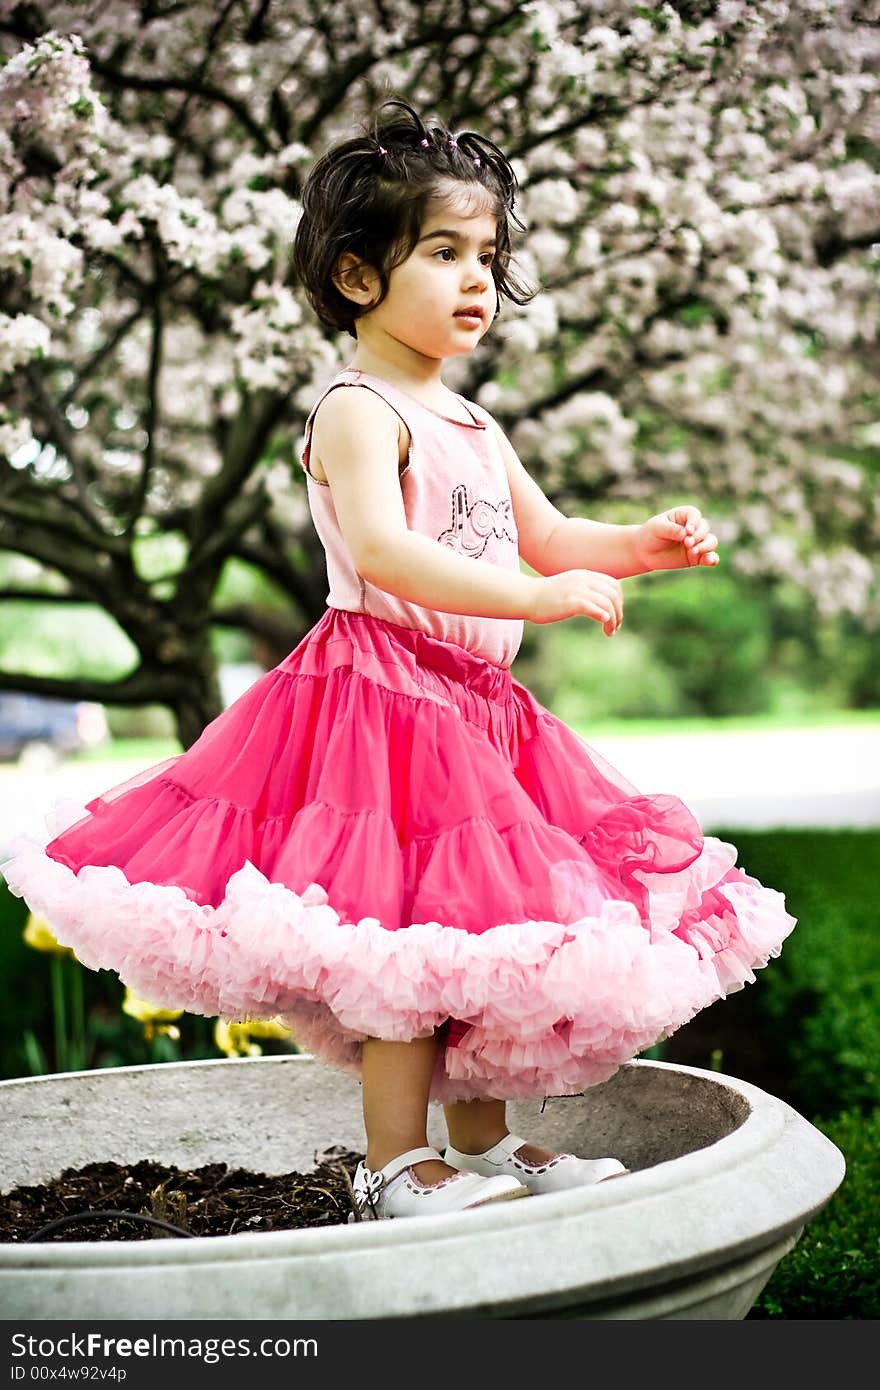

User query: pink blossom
[0,1,874,625]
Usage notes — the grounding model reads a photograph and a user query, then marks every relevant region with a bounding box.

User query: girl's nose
[464,262,489,293]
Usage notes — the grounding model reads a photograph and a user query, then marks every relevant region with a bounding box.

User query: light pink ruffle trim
[3,816,796,1103]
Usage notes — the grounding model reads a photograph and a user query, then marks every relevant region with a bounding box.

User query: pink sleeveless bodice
[299,369,524,668]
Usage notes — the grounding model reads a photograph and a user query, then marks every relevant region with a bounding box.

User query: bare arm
[494,420,720,577]
[491,422,651,579]
[311,387,624,632]
[541,517,650,579]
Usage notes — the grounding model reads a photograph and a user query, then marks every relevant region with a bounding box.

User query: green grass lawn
[575,707,880,737]
[69,705,880,765]
[70,736,183,762]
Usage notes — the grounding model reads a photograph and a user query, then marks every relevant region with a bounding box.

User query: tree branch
[126,241,164,535]
[230,531,325,616]
[815,225,880,268]
[210,601,303,649]
[86,53,275,153]
[59,304,144,412]
[0,587,93,603]
[24,364,96,517]
[0,664,188,705]
[0,493,128,556]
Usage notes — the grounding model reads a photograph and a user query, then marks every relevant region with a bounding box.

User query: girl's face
[353,187,500,365]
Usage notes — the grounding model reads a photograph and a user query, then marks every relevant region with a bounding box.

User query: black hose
[23,1208,197,1241]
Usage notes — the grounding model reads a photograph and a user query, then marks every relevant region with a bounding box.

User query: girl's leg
[362,1033,460,1184]
[444,1098,557,1164]
[444,1097,507,1152]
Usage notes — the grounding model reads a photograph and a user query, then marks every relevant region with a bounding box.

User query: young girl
[2,99,796,1222]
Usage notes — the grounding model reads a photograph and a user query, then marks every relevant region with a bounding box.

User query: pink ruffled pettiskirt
[1,607,796,1101]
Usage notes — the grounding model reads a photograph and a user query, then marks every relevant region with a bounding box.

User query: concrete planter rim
[1,1059,795,1258]
[0,1055,846,1320]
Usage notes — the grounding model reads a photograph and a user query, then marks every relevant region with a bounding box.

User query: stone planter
[0,1055,844,1320]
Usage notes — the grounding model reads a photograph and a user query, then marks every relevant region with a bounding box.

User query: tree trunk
[164,630,225,751]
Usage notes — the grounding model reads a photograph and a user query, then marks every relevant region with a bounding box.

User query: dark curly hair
[293,98,534,337]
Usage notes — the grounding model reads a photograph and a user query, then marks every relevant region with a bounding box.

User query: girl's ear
[333,252,380,307]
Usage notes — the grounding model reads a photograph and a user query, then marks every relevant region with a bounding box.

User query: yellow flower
[243,1017,293,1041]
[213,1016,293,1058]
[23,913,76,959]
[122,988,183,1042]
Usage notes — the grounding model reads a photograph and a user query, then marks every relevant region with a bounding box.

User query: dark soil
[1,989,788,1245]
[0,1147,365,1242]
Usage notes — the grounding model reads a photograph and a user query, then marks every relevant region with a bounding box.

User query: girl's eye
[432,248,494,266]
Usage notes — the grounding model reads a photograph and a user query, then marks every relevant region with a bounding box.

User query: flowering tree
[0,1,877,745]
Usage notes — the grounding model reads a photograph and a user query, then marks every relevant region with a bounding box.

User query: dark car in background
[0,693,109,767]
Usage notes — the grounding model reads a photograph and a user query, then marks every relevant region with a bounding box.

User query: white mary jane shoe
[444,1133,629,1194]
[347,1146,528,1222]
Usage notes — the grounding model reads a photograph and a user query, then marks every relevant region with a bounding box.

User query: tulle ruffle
[0,607,797,1102]
[3,834,794,1102]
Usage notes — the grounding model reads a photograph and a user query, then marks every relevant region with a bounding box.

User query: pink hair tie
[420,138,430,148]
[376,145,388,158]
[448,137,458,149]
[473,155,481,168]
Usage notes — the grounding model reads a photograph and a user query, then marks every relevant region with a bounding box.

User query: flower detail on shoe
[351,1163,386,1220]
[347,1146,527,1221]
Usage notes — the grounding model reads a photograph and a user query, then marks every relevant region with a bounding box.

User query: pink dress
[1,369,796,1102]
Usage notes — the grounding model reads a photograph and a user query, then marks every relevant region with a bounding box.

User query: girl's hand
[530,570,623,635]
[635,506,720,572]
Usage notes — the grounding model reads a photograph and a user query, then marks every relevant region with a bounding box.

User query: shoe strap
[352,1147,444,1218]
[378,1146,444,1185]
[480,1133,528,1162]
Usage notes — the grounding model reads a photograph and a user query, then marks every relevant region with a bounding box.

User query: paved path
[1,722,878,860]
[585,722,880,831]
